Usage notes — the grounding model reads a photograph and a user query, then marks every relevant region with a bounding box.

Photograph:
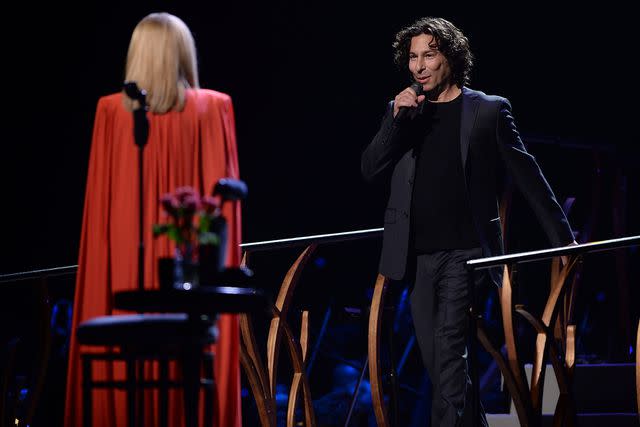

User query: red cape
[65,89,242,427]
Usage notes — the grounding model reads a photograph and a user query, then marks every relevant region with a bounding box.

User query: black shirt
[411,94,479,253]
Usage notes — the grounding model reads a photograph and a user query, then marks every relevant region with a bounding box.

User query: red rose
[201,195,220,215]
[160,194,179,215]
[175,186,199,203]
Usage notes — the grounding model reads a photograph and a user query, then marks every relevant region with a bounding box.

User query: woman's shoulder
[97,92,123,104]
[188,88,232,104]
[95,92,125,112]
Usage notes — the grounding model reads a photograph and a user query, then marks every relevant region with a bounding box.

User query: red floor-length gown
[65,89,242,427]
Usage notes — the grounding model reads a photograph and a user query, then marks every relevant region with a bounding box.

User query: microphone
[213,178,248,202]
[123,81,147,108]
[395,82,424,120]
[123,81,149,148]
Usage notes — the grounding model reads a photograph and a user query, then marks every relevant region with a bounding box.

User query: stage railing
[2,232,638,427]
[465,235,640,427]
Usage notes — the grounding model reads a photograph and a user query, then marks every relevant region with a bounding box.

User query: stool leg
[126,356,137,427]
[137,360,145,427]
[82,355,92,427]
[182,346,202,427]
[159,357,169,427]
[203,354,216,427]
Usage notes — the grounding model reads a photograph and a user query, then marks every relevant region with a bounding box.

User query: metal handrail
[4,233,637,282]
[466,235,640,270]
[0,228,385,283]
[239,227,383,251]
[0,265,78,283]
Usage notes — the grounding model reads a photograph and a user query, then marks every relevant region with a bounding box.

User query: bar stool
[77,313,217,427]
[77,284,267,427]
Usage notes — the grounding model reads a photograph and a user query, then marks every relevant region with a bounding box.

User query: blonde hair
[123,13,200,113]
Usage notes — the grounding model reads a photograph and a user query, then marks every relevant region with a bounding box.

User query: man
[361,17,575,426]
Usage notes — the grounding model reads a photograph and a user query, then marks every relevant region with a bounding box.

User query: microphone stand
[124,82,149,293]
[124,81,149,426]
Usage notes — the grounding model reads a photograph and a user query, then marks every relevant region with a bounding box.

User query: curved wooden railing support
[267,245,316,397]
[546,258,580,427]
[239,335,275,426]
[239,312,275,427]
[476,318,531,424]
[477,254,582,426]
[367,274,390,426]
[238,246,317,427]
[239,254,275,426]
[241,309,317,427]
[287,310,310,426]
[527,257,577,415]
[276,308,315,427]
[500,265,531,407]
[495,264,534,425]
[467,235,639,427]
[237,228,382,427]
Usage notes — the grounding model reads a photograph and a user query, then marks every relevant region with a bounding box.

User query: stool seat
[77,314,218,348]
[113,286,268,314]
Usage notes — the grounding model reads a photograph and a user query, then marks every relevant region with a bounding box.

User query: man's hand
[561,240,579,266]
[393,86,426,117]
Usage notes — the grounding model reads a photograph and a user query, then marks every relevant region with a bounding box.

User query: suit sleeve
[495,98,574,247]
[361,101,415,182]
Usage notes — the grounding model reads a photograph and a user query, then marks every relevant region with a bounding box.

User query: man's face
[408,33,453,93]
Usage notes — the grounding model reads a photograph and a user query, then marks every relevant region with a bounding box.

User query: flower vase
[172,244,199,290]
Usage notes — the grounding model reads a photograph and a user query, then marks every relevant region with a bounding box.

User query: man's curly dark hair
[392,17,473,88]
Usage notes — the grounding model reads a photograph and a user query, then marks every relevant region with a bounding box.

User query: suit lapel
[460,87,480,172]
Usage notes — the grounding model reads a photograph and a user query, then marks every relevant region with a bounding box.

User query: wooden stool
[77,313,217,427]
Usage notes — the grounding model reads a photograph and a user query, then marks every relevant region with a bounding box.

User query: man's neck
[427,84,462,103]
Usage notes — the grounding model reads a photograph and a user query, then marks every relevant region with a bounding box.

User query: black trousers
[409,248,489,427]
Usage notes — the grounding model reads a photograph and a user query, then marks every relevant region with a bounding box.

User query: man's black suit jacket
[361,87,574,285]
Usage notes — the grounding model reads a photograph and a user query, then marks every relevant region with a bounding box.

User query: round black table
[114,286,268,315]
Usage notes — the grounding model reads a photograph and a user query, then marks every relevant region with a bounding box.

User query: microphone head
[212,178,248,201]
[410,82,424,97]
[123,81,147,102]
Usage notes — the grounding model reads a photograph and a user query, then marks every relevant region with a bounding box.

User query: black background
[1,2,638,424]
[1,2,637,273]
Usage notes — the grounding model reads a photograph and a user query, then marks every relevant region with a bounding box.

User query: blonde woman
[65,13,242,427]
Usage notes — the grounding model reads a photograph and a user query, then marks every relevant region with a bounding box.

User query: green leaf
[152,224,169,236]
[167,226,182,243]
[198,215,211,233]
